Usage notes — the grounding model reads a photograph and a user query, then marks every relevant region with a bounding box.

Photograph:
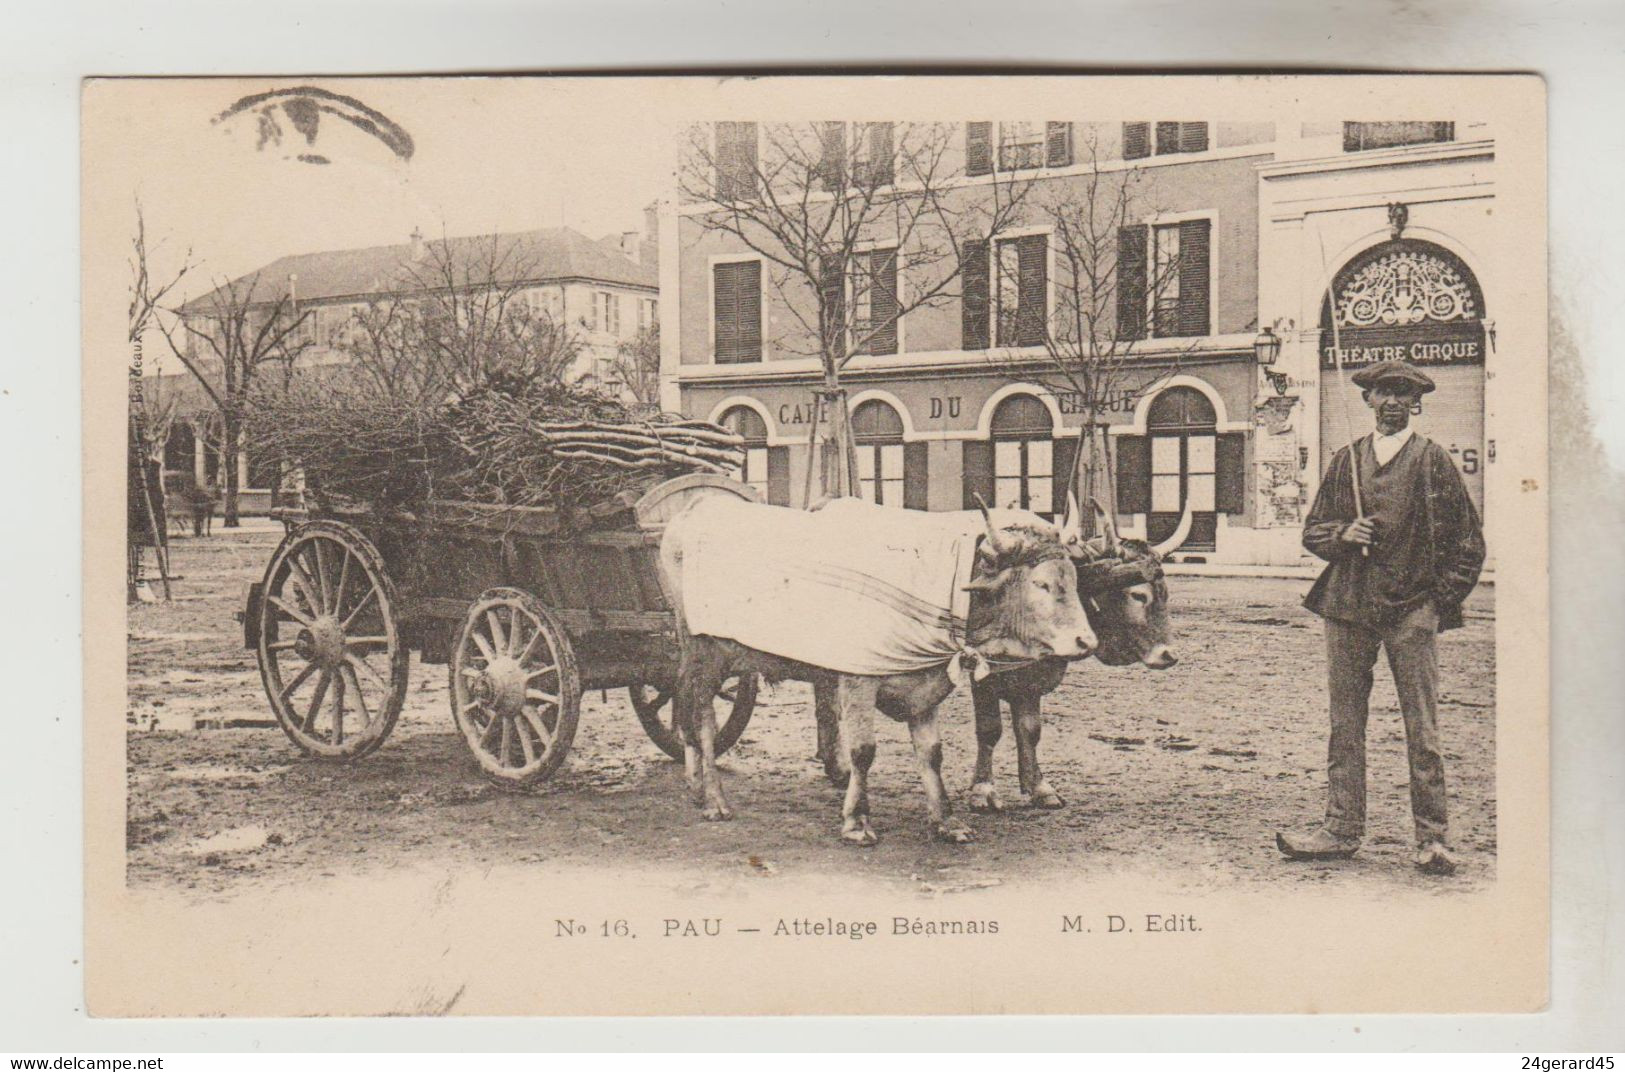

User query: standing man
[1277,360,1486,875]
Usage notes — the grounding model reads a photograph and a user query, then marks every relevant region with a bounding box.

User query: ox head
[963,499,1096,663]
[1055,495,1177,669]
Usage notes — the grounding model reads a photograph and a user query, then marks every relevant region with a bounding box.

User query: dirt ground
[125,525,1497,899]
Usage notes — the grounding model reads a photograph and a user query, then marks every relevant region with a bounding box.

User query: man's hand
[1341,517,1377,546]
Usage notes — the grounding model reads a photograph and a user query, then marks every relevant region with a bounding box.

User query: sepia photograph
[80,74,1549,1018]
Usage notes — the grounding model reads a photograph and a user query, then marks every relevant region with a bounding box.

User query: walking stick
[1318,230,1369,558]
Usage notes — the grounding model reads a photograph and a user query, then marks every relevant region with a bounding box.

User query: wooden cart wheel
[630,673,758,762]
[449,587,581,787]
[256,520,408,760]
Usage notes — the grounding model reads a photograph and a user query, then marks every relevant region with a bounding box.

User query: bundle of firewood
[248,373,745,512]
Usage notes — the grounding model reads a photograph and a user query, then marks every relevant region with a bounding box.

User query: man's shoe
[1276,826,1360,860]
[1414,841,1458,875]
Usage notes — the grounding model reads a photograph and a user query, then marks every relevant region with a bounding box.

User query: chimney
[642,203,661,273]
[619,230,641,265]
[409,226,424,261]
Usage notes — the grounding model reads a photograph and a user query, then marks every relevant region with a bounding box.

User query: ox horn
[973,494,1015,559]
[1089,496,1119,553]
[1061,492,1086,545]
[1150,502,1195,558]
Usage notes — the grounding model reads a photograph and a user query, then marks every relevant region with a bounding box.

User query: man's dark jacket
[1302,433,1486,631]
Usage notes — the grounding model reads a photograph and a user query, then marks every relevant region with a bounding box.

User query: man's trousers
[1322,600,1448,846]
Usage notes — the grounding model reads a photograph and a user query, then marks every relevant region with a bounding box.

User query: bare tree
[679,121,1034,498]
[608,324,661,411]
[158,272,312,527]
[989,129,1196,522]
[339,233,584,406]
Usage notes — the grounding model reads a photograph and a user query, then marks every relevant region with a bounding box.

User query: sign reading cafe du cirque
[1318,240,1487,369]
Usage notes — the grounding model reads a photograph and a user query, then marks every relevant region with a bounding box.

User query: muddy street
[126,526,1497,898]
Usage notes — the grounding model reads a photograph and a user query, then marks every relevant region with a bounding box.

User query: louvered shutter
[1116,225,1148,341]
[1016,233,1047,346]
[965,122,993,176]
[818,121,846,190]
[962,440,995,509]
[820,255,845,357]
[715,261,761,363]
[1046,122,1073,167]
[1179,121,1209,153]
[1122,122,1150,160]
[867,122,895,185]
[1115,435,1152,514]
[1176,218,1211,337]
[961,239,990,350]
[715,122,757,200]
[1215,432,1246,514]
[1052,434,1079,518]
[714,263,739,362]
[767,446,791,506]
[1155,121,1182,156]
[903,442,929,510]
[868,249,898,355]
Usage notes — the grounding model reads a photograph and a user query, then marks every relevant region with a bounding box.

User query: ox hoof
[935,820,976,844]
[701,804,734,822]
[967,783,1004,813]
[1030,787,1066,810]
[841,819,879,847]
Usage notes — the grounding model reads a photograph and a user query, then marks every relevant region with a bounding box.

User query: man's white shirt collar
[1372,426,1415,466]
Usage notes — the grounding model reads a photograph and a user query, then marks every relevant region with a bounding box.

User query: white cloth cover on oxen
[674,496,1011,677]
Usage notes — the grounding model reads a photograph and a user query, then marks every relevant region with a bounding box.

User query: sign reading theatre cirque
[1318,238,1489,515]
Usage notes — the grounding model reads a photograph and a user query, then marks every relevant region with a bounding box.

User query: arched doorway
[718,405,770,500]
[1145,386,1219,550]
[1319,238,1487,515]
[991,393,1059,519]
[851,398,905,506]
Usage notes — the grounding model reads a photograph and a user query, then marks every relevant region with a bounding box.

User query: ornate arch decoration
[1319,238,1486,331]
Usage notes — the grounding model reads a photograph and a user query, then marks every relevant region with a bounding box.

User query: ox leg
[1012,695,1064,809]
[968,683,1006,813]
[814,677,850,789]
[677,645,732,819]
[835,676,879,846]
[911,713,973,844]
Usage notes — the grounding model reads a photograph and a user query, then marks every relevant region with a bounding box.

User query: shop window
[851,399,906,507]
[1115,386,1247,552]
[718,406,789,505]
[991,394,1055,518]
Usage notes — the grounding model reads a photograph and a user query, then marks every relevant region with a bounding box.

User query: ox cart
[240,473,760,786]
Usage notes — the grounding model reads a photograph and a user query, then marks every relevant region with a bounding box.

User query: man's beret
[1351,360,1436,394]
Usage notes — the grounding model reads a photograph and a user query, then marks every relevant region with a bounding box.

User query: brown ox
[967,500,1180,811]
[660,502,1096,846]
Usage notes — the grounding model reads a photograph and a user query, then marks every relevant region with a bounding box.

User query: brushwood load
[247,375,745,515]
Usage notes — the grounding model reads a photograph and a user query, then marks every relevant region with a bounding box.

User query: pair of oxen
[659,495,1179,846]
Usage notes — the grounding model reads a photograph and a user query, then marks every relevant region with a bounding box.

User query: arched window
[991,393,1055,517]
[719,406,770,499]
[1145,386,1218,550]
[851,399,905,506]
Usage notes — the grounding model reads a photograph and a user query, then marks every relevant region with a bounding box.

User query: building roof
[182,227,656,312]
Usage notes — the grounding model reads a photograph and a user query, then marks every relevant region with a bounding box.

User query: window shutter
[867,122,895,185]
[1016,233,1048,346]
[904,441,929,510]
[1179,122,1209,153]
[1045,122,1073,167]
[1052,433,1079,517]
[715,121,757,200]
[1122,122,1150,160]
[962,440,995,510]
[767,446,791,506]
[818,121,846,190]
[737,262,761,361]
[1155,121,1182,155]
[820,255,845,357]
[961,238,990,350]
[1115,435,1151,514]
[1176,218,1211,337]
[1116,225,1148,341]
[1215,432,1246,514]
[965,122,993,177]
[868,249,899,355]
[714,263,739,362]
